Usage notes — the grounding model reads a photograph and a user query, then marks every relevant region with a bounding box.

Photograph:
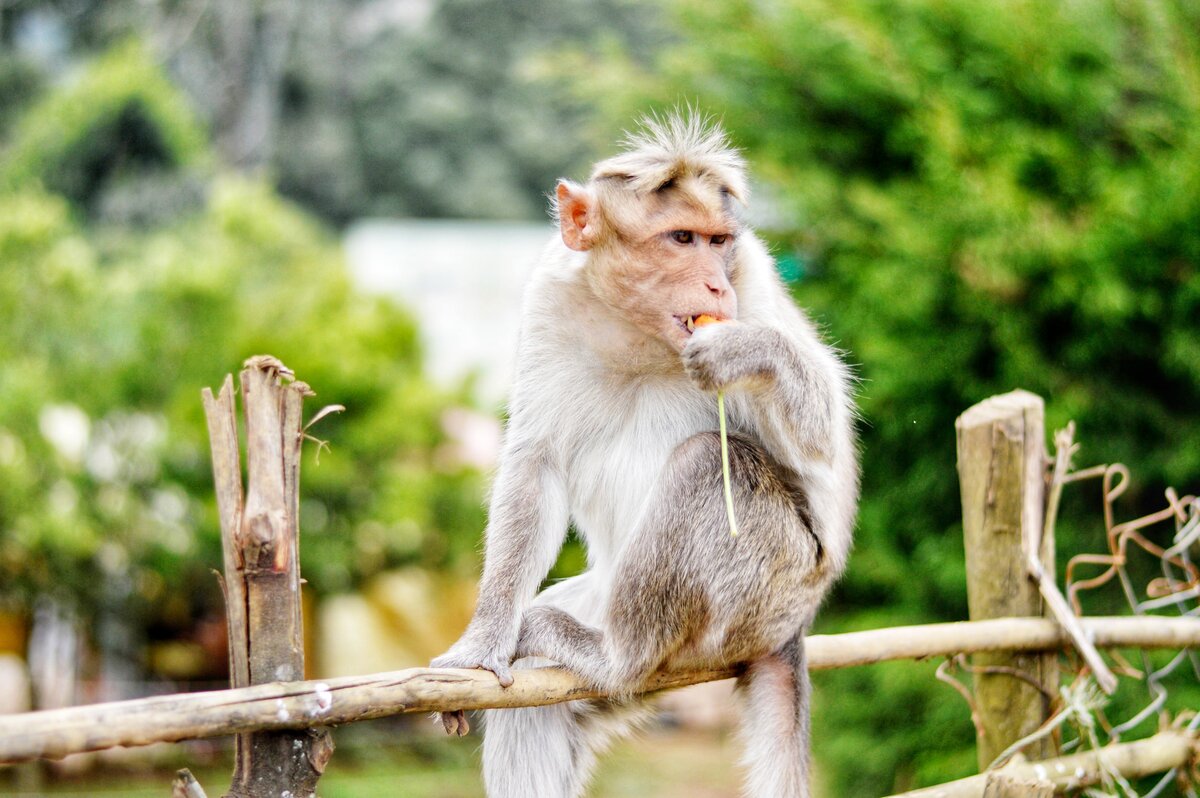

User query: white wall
[344,218,552,406]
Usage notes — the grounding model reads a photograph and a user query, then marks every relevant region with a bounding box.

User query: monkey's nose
[705,280,726,297]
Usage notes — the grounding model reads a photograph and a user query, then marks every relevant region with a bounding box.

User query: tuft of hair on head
[591,110,749,203]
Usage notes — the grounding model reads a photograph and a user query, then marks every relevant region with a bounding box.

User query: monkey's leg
[500,433,821,798]
[483,575,654,798]
[737,632,811,798]
[513,571,703,697]
[513,606,610,683]
[519,431,822,695]
[603,432,819,798]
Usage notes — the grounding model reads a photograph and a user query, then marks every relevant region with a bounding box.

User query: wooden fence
[0,360,1196,798]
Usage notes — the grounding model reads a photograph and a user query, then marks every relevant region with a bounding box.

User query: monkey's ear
[556,180,597,252]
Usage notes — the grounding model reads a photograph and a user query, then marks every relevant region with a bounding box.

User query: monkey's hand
[682,321,779,393]
[430,637,517,736]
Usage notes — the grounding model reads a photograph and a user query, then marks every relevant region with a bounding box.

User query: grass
[1,724,744,797]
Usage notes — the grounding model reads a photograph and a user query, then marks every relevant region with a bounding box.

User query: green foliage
[0,45,485,626]
[1,40,207,209]
[0,53,44,138]
[582,0,1200,792]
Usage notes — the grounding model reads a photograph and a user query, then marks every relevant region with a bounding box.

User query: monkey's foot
[430,647,516,688]
[438,709,470,737]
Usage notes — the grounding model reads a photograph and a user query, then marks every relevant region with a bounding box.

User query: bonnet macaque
[432,113,858,798]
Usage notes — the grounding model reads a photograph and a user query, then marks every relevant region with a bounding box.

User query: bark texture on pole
[956,390,1056,768]
[202,356,333,798]
[981,773,1054,798]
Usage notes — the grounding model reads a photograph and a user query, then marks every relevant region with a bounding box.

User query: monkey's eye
[670,230,694,245]
[710,234,729,246]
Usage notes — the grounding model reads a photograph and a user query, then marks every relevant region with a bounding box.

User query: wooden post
[202,356,334,798]
[956,390,1056,769]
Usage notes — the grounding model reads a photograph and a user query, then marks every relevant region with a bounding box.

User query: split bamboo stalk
[957,390,1057,767]
[201,357,333,798]
[0,615,1195,764]
[886,731,1197,798]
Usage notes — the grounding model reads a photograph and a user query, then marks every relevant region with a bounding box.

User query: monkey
[430,113,858,798]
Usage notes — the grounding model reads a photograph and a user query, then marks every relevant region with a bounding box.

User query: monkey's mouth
[675,314,724,335]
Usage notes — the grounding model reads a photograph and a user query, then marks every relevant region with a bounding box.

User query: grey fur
[432,115,858,798]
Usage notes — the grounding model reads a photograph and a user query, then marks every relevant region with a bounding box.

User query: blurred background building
[344,219,547,404]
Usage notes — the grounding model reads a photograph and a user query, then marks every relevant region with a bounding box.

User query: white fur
[452,117,857,798]
[738,655,810,798]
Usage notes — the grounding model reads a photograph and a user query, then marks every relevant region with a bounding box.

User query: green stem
[717,390,739,537]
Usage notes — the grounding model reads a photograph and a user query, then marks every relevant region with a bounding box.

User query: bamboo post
[201,356,334,798]
[956,390,1057,769]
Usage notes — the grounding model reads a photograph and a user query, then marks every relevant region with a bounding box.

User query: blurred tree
[0,52,42,138]
[2,40,207,219]
[575,0,1200,792]
[272,0,664,222]
[0,0,664,224]
[0,43,486,667]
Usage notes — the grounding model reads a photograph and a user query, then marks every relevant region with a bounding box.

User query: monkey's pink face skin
[583,225,740,354]
[650,227,740,352]
[556,175,740,353]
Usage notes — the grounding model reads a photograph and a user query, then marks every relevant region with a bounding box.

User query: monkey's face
[617,219,740,353]
[559,177,740,355]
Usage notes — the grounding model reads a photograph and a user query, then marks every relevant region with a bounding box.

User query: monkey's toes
[439,710,470,736]
[490,661,514,688]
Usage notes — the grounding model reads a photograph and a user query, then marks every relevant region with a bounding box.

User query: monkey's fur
[431,114,858,798]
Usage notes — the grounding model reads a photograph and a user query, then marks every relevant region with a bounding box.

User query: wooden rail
[1,615,1197,764]
[3,373,1195,797]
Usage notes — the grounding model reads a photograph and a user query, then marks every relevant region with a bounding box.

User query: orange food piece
[693,314,721,327]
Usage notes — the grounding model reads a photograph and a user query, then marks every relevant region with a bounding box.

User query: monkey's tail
[736,634,811,798]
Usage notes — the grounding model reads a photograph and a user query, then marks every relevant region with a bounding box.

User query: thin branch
[1032,424,1118,694]
[886,731,1197,798]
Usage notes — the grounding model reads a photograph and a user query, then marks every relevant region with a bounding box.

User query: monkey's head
[554,115,748,353]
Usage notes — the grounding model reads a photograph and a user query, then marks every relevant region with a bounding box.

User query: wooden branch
[957,391,1058,766]
[886,731,1197,797]
[0,615,1195,764]
[982,772,1054,798]
[1034,423,1117,694]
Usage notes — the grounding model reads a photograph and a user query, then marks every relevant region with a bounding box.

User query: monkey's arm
[431,441,569,686]
[681,319,846,465]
